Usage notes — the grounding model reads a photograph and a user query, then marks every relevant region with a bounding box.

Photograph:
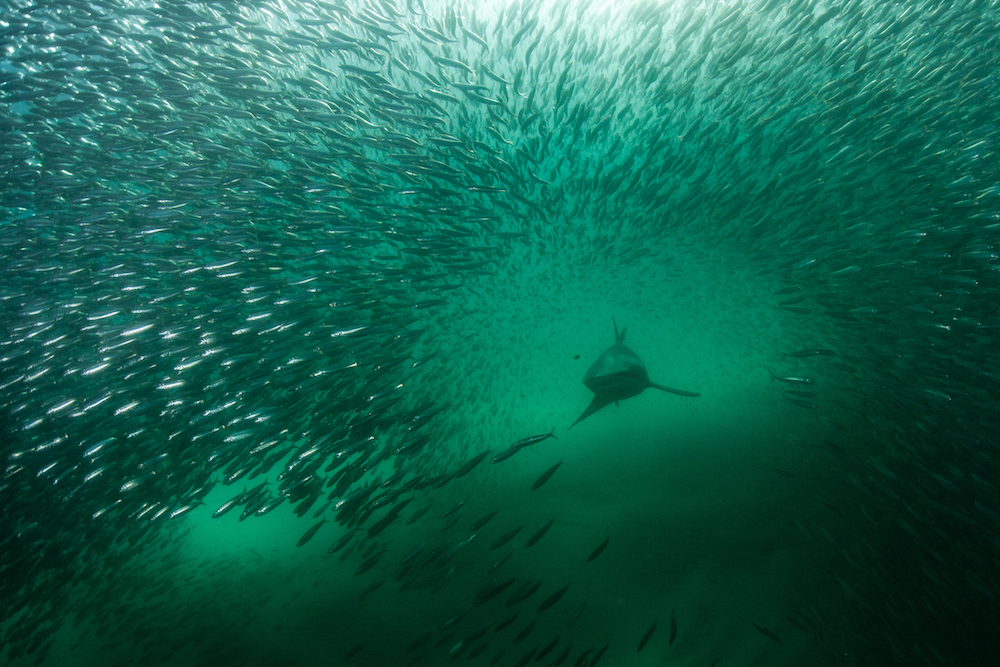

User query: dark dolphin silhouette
[570,319,699,428]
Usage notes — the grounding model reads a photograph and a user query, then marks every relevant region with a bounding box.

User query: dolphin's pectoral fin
[649,382,700,397]
[570,394,616,428]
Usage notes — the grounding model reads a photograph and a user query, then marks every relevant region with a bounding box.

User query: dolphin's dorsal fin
[612,318,626,343]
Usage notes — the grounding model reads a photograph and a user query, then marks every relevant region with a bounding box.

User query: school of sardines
[2,0,1000,665]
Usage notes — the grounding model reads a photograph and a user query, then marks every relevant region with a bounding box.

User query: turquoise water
[1,0,999,665]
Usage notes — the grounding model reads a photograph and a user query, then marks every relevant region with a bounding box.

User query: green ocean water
[2,0,999,665]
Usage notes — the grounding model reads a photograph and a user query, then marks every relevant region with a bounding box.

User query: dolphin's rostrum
[570,320,699,428]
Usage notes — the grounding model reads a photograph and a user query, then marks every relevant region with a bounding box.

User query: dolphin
[570,319,699,428]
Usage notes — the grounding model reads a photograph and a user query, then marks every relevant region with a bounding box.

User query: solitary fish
[513,618,536,643]
[531,461,563,490]
[495,611,519,631]
[525,518,555,548]
[769,370,814,384]
[512,429,557,449]
[466,642,489,660]
[512,647,536,666]
[455,451,490,477]
[752,621,782,643]
[474,579,516,607]
[491,430,555,463]
[490,446,522,464]
[470,510,499,531]
[297,519,327,547]
[490,526,522,550]
[536,635,560,661]
[637,619,656,652]
[783,348,836,358]
[489,544,517,573]
[507,579,542,605]
[571,320,698,428]
[670,609,677,644]
[784,396,819,409]
[783,390,816,397]
[590,642,610,666]
[587,537,610,562]
[537,579,571,612]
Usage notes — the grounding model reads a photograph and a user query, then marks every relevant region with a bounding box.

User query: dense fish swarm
[2,0,1000,665]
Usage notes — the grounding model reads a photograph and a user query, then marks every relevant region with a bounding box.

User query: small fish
[419,543,449,568]
[670,609,677,644]
[297,519,327,547]
[637,619,656,652]
[489,543,517,573]
[407,630,433,652]
[454,451,490,477]
[590,642,610,666]
[432,55,474,74]
[212,497,239,518]
[537,579,571,612]
[439,498,466,520]
[507,579,542,605]
[783,390,816,397]
[513,618,536,643]
[531,461,563,490]
[490,525,522,550]
[525,518,555,548]
[470,510,499,531]
[536,636,560,661]
[490,446,522,464]
[442,509,464,530]
[554,642,572,665]
[769,371,814,384]
[495,611,519,631]
[466,642,489,660]
[512,646,536,667]
[587,537,610,562]
[752,621,782,643]
[405,505,431,525]
[442,609,469,630]
[357,580,384,602]
[818,497,843,516]
[772,467,796,478]
[345,638,368,658]
[399,542,425,566]
[784,396,818,409]
[783,348,836,358]
[474,578,516,606]
[512,428,556,449]
[328,529,358,554]
[355,549,385,575]
[461,25,489,50]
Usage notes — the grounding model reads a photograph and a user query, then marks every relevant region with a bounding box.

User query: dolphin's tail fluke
[569,394,616,428]
[649,382,700,397]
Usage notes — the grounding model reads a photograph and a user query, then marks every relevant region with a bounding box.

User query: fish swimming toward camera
[570,320,699,428]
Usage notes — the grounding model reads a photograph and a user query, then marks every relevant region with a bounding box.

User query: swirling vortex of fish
[1,0,999,666]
